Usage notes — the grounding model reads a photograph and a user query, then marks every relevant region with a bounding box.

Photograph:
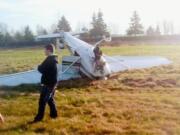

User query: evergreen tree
[14,31,24,42]
[0,32,4,46]
[24,26,34,41]
[89,10,109,39]
[126,11,144,36]
[155,25,161,35]
[3,32,14,46]
[146,26,155,36]
[57,16,71,32]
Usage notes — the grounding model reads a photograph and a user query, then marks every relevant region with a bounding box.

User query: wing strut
[60,57,81,75]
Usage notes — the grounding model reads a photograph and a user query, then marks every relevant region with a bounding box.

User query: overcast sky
[0,0,180,34]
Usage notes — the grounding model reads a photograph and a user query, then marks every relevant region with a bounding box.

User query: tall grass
[0,45,180,135]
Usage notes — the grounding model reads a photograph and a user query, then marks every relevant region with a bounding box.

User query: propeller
[94,35,112,47]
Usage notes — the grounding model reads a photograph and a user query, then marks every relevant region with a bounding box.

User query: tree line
[126,11,174,36]
[0,26,34,47]
[0,10,176,47]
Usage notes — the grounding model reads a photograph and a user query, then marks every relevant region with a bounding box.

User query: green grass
[0,47,70,75]
[0,45,180,135]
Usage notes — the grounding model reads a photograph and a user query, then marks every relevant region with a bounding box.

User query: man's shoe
[32,117,43,123]
[50,114,58,119]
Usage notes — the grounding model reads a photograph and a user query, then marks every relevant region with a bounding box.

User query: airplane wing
[104,55,171,73]
[0,70,41,86]
[0,56,171,86]
[0,64,81,87]
[35,33,62,40]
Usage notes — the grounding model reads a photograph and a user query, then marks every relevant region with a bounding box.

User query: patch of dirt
[56,74,177,90]
[122,77,177,88]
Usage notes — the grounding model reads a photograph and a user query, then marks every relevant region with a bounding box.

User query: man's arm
[38,58,49,74]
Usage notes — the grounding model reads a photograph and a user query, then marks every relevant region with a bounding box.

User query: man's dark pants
[34,85,57,121]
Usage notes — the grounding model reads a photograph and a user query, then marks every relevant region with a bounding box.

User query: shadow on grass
[0,84,40,93]
[0,84,40,99]
[58,78,92,89]
[0,78,93,99]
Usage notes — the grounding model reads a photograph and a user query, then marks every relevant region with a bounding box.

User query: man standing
[34,44,58,122]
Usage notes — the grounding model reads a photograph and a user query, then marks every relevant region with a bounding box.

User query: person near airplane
[33,44,58,122]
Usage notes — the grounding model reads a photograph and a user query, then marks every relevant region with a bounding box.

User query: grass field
[0,45,180,135]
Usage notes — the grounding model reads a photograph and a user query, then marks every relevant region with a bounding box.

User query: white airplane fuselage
[63,32,111,78]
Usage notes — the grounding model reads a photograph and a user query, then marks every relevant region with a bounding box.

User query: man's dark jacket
[38,55,58,87]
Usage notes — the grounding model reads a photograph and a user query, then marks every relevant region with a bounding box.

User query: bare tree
[36,25,48,35]
[169,22,174,35]
[163,21,170,35]
[0,23,8,34]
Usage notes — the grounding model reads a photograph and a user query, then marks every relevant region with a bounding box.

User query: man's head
[45,44,55,56]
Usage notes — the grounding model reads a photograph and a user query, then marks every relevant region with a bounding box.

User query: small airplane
[0,32,171,86]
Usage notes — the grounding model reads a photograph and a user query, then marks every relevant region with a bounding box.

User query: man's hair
[45,44,55,53]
